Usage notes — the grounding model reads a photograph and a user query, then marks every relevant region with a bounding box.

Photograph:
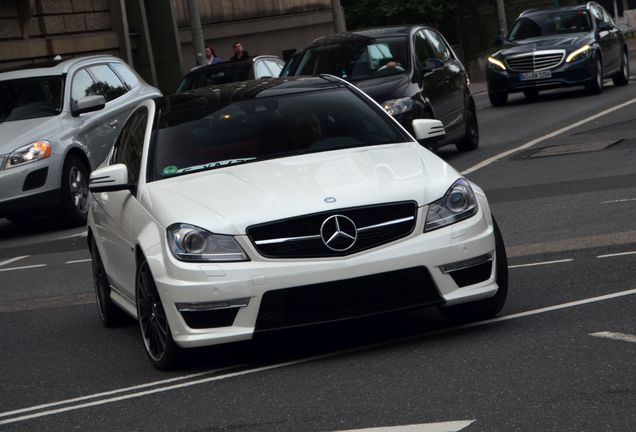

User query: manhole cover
[527,139,623,158]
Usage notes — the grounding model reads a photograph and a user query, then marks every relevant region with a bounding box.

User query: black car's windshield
[150,87,410,181]
[294,37,409,80]
[508,11,592,41]
[177,62,252,92]
[0,75,64,122]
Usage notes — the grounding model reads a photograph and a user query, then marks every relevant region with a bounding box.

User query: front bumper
[486,55,596,94]
[145,196,501,349]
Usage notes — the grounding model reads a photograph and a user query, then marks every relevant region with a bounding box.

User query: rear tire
[90,237,126,327]
[455,103,479,152]
[437,217,508,322]
[488,91,508,107]
[136,257,182,370]
[612,51,629,86]
[59,155,89,227]
[586,57,603,95]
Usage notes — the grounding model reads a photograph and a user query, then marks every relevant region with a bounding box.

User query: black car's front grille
[255,266,443,330]
[506,51,565,72]
[247,202,418,258]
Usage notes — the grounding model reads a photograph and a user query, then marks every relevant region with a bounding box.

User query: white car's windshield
[0,76,64,122]
[150,87,410,181]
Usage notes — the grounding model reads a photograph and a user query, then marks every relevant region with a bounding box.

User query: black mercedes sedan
[282,26,479,152]
[486,2,629,106]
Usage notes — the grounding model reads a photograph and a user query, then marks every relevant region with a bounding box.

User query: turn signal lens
[4,141,52,169]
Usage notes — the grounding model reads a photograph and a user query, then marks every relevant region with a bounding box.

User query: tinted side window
[110,62,140,89]
[71,69,98,100]
[423,29,451,62]
[87,64,127,102]
[113,108,148,184]
[413,31,436,65]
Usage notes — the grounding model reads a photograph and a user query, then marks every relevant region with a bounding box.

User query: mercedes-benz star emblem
[320,215,358,252]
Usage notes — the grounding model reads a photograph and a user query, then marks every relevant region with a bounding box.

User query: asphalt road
[1,76,636,431]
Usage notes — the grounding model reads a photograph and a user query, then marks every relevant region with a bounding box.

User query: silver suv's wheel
[60,155,89,226]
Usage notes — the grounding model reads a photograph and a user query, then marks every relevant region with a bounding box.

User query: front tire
[136,257,181,370]
[60,155,89,227]
[90,237,126,327]
[488,91,508,107]
[438,217,508,322]
[612,51,629,86]
[586,57,603,95]
[455,103,479,152]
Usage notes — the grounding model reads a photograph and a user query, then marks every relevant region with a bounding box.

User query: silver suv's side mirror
[71,95,106,117]
[412,119,446,147]
[89,164,133,193]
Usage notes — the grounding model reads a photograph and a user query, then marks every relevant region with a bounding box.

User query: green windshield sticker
[162,165,178,176]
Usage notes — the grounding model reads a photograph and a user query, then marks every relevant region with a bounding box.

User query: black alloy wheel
[136,258,181,370]
[455,104,479,152]
[612,51,629,86]
[60,155,89,227]
[90,237,126,327]
[586,57,603,95]
[523,89,539,99]
[488,90,508,107]
[437,217,509,322]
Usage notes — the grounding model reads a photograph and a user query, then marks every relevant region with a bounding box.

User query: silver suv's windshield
[150,87,410,181]
[509,11,592,41]
[294,37,409,81]
[0,76,64,122]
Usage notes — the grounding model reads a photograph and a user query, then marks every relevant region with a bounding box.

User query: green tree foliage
[341,0,458,30]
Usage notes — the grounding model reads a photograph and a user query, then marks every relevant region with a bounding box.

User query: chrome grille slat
[506,50,565,72]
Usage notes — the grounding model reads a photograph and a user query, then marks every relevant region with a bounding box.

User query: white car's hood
[144,143,460,235]
[0,117,63,154]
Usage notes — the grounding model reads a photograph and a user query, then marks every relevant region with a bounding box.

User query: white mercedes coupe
[88,76,508,369]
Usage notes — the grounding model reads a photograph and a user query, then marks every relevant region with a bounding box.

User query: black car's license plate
[519,71,552,81]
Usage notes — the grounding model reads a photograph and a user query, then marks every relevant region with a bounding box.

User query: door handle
[108,120,119,129]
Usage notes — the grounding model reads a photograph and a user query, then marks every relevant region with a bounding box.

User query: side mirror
[412,119,445,147]
[89,164,133,193]
[598,21,612,32]
[71,95,105,117]
[423,58,444,73]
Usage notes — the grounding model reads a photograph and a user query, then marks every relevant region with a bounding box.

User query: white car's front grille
[506,51,565,72]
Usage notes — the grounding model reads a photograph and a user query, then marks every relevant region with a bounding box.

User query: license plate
[519,71,552,81]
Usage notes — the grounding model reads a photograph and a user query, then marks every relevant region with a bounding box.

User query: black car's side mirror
[423,58,444,73]
[597,21,612,32]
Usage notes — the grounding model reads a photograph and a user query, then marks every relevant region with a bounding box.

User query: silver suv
[0,55,160,226]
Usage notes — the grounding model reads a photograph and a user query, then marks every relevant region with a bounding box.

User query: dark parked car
[282,26,479,152]
[486,2,629,106]
[176,55,285,93]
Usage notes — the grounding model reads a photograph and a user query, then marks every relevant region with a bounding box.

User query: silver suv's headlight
[4,141,52,169]
[167,223,248,262]
[382,97,413,116]
[425,178,478,231]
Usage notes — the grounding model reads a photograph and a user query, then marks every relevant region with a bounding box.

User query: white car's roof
[0,55,126,80]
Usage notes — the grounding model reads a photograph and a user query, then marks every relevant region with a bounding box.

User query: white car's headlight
[382,97,413,116]
[167,223,248,262]
[425,178,478,232]
[4,141,52,169]
[566,44,591,63]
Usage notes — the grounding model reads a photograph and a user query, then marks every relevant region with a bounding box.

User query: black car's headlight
[382,97,413,116]
[487,56,507,71]
[4,141,52,169]
[167,223,248,262]
[566,44,592,63]
[425,179,478,232]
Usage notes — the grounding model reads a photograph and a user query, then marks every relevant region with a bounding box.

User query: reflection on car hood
[350,73,410,104]
[0,117,63,154]
[500,33,591,55]
[144,143,457,235]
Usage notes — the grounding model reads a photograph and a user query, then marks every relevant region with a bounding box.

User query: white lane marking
[0,264,46,273]
[597,251,636,259]
[65,259,92,264]
[461,96,636,175]
[590,331,636,344]
[600,198,636,204]
[0,256,29,268]
[0,366,244,419]
[508,258,573,269]
[335,420,475,432]
[58,230,88,239]
[2,287,636,426]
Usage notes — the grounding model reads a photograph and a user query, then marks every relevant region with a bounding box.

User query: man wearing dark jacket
[230,42,250,61]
